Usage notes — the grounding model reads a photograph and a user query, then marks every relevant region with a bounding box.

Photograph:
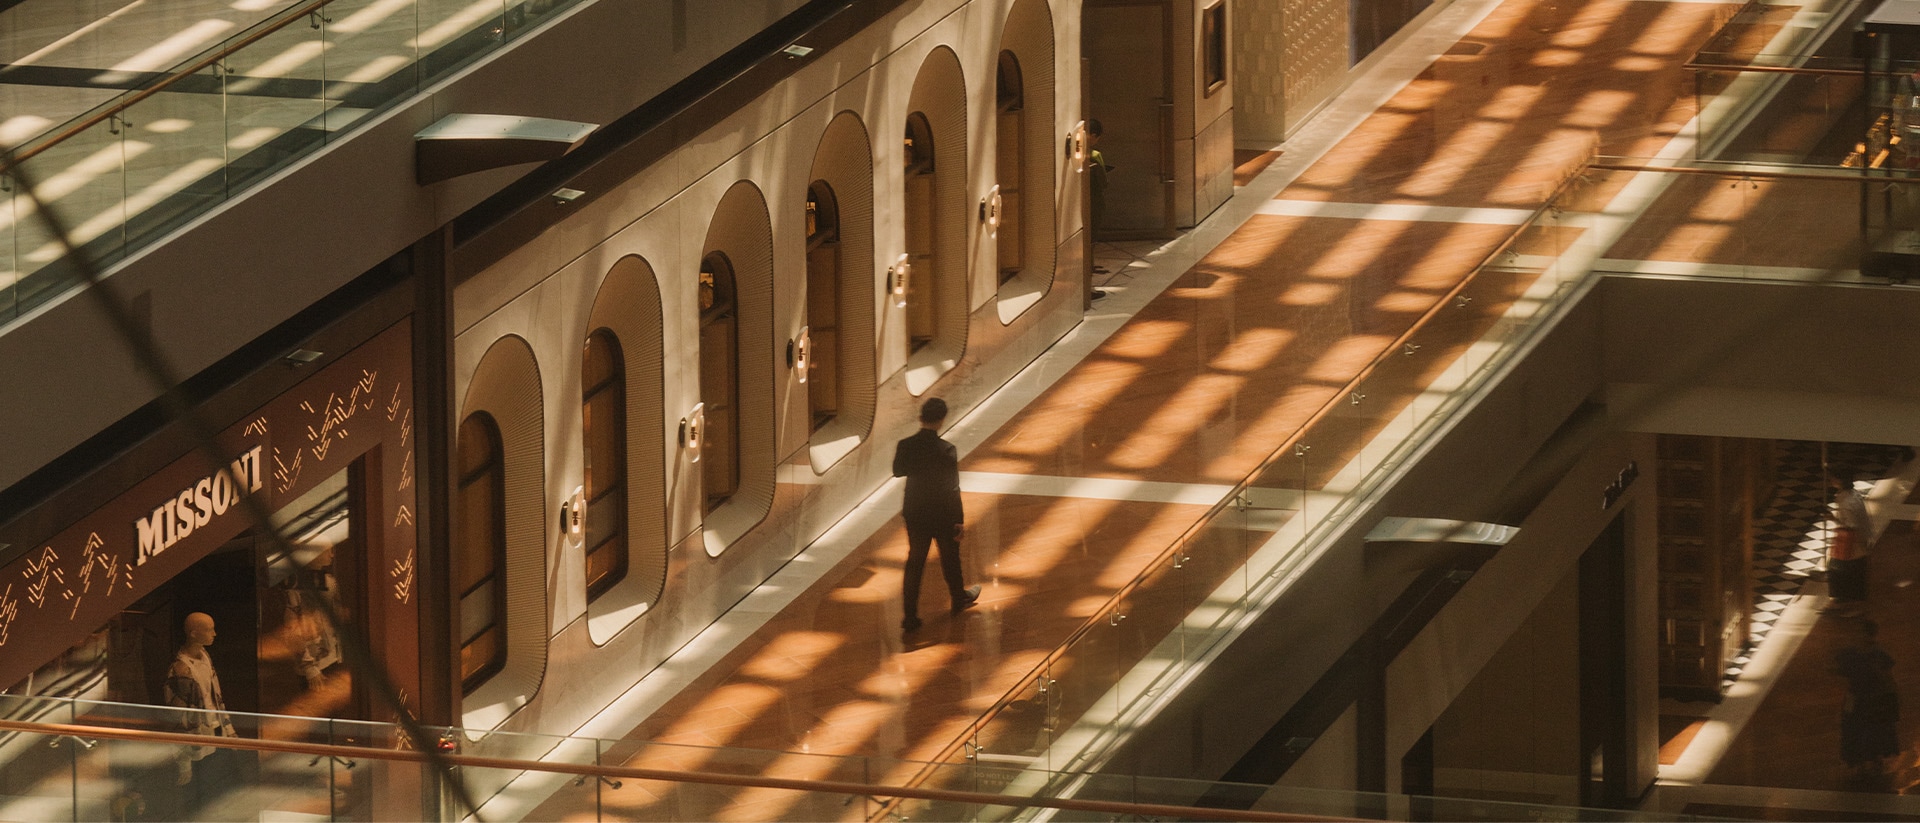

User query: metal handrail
[0,0,334,177]
[1682,60,1862,76]
[1587,161,1890,181]
[0,718,1345,822]
[876,164,1602,819]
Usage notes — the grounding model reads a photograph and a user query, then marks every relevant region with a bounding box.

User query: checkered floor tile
[1722,441,1903,688]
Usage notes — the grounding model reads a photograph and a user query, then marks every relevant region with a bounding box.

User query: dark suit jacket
[893,428,963,527]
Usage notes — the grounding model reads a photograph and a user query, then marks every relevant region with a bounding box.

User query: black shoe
[902,616,923,633]
[951,585,981,614]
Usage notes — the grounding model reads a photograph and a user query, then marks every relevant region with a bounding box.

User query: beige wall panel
[1233,0,1287,144]
[903,45,975,389]
[804,113,881,472]
[1270,705,1361,798]
[1194,107,1235,221]
[446,0,1085,744]
[583,257,669,645]
[457,335,549,731]
[698,182,778,556]
[1432,565,1581,805]
[1280,0,1352,139]
[1232,0,1349,144]
[994,0,1061,322]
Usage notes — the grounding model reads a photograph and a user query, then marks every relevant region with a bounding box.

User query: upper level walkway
[476,0,1920,819]
[0,0,579,323]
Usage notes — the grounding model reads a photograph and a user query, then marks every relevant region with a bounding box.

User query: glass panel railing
[3,115,120,316]
[1588,158,1904,282]
[1692,64,1859,165]
[0,0,592,325]
[0,693,1742,821]
[932,151,1920,817]
[120,66,233,257]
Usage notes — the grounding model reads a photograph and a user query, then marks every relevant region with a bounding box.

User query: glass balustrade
[949,155,1901,818]
[0,693,1727,821]
[0,0,589,323]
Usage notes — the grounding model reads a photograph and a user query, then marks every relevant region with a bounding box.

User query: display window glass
[456,414,507,693]
[2,462,366,718]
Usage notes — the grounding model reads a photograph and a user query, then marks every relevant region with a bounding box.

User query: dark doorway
[1579,512,1631,808]
[1083,0,1175,238]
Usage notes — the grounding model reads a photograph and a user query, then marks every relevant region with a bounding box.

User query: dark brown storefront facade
[0,318,423,726]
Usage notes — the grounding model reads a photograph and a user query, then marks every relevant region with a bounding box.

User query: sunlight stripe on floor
[1254,198,1540,225]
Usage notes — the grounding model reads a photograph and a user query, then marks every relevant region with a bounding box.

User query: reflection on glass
[457,413,507,693]
[2,0,594,324]
[262,469,352,716]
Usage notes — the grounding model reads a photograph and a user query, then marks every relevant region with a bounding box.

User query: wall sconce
[788,327,811,384]
[980,185,1002,239]
[558,486,586,547]
[890,253,911,308]
[1066,121,1087,170]
[679,403,706,463]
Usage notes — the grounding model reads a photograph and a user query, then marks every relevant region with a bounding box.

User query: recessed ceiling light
[284,349,324,367]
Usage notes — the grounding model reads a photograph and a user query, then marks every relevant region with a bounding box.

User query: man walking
[893,397,980,633]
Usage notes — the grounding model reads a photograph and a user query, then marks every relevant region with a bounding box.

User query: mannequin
[164,612,237,787]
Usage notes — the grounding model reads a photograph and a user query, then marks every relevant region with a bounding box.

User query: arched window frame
[994,51,1026,286]
[903,112,939,353]
[455,412,507,694]
[698,252,741,512]
[804,181,842,433]
[582,329,628,601]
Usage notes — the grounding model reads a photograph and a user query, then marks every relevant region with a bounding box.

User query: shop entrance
[92,459,370,724]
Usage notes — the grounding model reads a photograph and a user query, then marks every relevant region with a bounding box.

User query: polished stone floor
[494,0,1919,818]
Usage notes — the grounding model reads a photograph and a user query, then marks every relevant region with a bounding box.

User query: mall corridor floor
[507,0,1916,818]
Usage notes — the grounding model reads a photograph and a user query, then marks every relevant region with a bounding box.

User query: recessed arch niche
[457,334,548,729]
[994,0,1059,324]
[900,45,971,395]
[805,110,878,473]
[584,255,668,644]
[699,181,776,556]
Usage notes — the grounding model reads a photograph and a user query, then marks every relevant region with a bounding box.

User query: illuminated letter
[230,455,251,496]
[163,499,181,548]
[192,478,213,528]
[245,446,265,492]
[211,471,232,516]
[136,507,167,564]
[174,491,196,542]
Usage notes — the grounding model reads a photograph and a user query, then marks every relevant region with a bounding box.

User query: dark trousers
[171,746,244,818]
[1831,556,1871,602]
[903,521,965,619]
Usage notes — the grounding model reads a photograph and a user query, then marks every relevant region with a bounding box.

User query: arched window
[804,182,841,432]
[903,113,938,352]
[698,252,740,511]
[455,412,506,694]
[582,330,627,600]
[994,51,1025,286]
